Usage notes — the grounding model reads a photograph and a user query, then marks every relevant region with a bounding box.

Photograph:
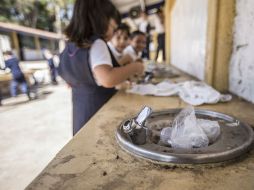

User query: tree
[0,0,74,32]
[0,0,18,22]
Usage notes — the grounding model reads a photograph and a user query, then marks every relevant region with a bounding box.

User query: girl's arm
[93,61,144,88]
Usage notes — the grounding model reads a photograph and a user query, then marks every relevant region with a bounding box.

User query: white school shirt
[123,45,142,61]
[107,41,123,61]
[89,39,113,85]
[154,15,165,34]
[139,20,149,33]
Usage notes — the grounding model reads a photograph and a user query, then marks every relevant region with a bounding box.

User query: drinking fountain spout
[122,106,152,145]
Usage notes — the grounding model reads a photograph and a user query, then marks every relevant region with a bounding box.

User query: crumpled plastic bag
[160,106,220,149]
[160,127,172,144]
[178,81,232,106]
[127,80,232,106]
[178,81,221,105]
[197,119,220,143]
[170,106,209,149]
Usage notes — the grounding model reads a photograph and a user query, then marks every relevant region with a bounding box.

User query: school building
[0,21,62,61]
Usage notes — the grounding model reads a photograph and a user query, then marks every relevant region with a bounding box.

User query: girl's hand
[119,54,133,66]
[134,61,145,75]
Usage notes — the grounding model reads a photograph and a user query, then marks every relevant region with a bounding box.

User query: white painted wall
[171,0,208,80]
[229,0,254,103]
[0,34,11,68]
[23,48,43,60]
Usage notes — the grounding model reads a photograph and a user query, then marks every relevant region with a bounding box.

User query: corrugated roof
[0,22,62,40]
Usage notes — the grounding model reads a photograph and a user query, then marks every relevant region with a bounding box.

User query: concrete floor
[0,84,72,190]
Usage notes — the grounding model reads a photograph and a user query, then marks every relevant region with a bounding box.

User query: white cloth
[127,80,179,96]
[127,80,232,106]
[90,39,113,70]
[107,41,123,61]
[123,45,142,61]
[154,15,165,34]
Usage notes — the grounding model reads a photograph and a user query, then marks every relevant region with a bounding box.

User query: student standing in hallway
[1,51,31,100]
[154,8,166,61]
[58,0,144,135]
[0,89,2,106]
[139,11,151,60]
[42,49,58,85]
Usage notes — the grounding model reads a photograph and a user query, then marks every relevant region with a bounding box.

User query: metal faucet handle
[135,106,152,127]
[122,106,152,134]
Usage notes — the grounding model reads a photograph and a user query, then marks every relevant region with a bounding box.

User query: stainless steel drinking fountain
[116,106,254,166]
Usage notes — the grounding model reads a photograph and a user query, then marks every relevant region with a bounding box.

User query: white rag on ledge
[127,80,232,106]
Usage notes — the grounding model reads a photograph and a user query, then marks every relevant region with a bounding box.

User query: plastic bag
[160,127,172,144]
[160,106,221,149]
[159,107,206,149]
[170,106,209,149]
[178,81,221,106]
[197,119,220,143]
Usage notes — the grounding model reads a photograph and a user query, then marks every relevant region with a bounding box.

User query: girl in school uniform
[107,23,133,66]
[2,51,31,100]
[123,30,146,61]
[58,0,144,135]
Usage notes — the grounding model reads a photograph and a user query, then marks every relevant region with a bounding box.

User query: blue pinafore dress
[58,38,120,135]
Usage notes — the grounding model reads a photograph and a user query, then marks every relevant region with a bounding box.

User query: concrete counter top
[26,87,254,190]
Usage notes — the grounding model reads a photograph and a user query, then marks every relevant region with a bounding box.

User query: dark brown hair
[3,51,13,56]
[65,0,121,47]
[129,30,145,40]
[114,23,130,36]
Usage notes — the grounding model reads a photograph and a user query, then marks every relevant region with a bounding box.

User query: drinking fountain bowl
[115,107,254,165]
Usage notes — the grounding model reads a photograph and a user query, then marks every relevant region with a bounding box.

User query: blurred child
[123,30,146,61]
[2,51,31,100]
[107,23,133,65]
[0,89,2,106]
[42,49,58,85]
[139,11,151,59]
[154,8,165,61]
[58,0,144,135]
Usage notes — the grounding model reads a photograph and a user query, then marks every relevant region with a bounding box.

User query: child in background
[0,89,2,106]
[123,30,146,61]
[42,49,58,85]
[154,8,165,61]
[107,23,133,66]
[139,11,151,59]
[2,51,31,100]
[58,0,144,135]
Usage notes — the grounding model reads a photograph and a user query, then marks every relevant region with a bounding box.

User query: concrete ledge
[26,77,254,190]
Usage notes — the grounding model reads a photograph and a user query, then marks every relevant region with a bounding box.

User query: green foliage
[0,0,17,22]
[0,0,74,32]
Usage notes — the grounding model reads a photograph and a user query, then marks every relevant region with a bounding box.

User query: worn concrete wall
[205,0,235,92]
[171,0,208,80]
[229,0,254,103]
